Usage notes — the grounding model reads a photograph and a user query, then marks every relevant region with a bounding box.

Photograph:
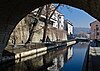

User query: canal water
[61,42,89,71]
[0,42,89,71]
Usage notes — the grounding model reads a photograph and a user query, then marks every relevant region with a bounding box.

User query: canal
[0,42,89,71]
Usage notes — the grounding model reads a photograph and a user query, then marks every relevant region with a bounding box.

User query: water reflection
[0,46,73,71]
[61,42,89,71]
[47,54,64,71]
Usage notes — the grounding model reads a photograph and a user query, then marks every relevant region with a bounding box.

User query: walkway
[89,46,100,71]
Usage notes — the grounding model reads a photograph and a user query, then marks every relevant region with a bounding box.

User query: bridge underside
[0,0,100,56]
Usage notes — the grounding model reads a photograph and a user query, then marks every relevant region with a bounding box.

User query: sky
[56,5,96,28]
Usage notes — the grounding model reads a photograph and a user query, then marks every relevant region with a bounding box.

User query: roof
[64,19,73,26]
[90,20,100,26]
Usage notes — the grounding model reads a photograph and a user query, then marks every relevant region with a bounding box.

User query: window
[59,21,61,23]
[54,13,56,17]
[96,27,99,30]
[54,17,56,20]
[97,32,99,35]
[59,16,61,19]
[96,25,98,27]
[61,25,63,27]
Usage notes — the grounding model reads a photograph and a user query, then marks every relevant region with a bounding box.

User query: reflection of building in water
[47,46,73,71]
[67,47,73,60]
[58,54,64,69]
[2,46,73,71]
[47,58,58,71]
[47,54,64,71]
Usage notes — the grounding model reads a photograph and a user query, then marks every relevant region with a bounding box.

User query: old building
[8,4,67,45]
[64,19,73,39]
[90,20,100,40]
[32,4,64,30]
[51,10,64,30]
[32,4,67,41]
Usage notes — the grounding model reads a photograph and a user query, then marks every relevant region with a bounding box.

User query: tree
[42,4,60,42]
[25,6,44,45]
[25,17,38,44]
[25,3,61,44]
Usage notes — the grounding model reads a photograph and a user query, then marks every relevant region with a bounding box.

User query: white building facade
[32,4,64,30]
[64,19,73,36]
[51,10,64,29]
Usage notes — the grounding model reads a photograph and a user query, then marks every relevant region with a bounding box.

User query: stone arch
[0,0,100,56]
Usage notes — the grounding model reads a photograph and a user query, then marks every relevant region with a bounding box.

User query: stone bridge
[0,0,100,57]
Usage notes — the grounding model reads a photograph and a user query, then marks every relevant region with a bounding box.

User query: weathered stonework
[0,0,100,57]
